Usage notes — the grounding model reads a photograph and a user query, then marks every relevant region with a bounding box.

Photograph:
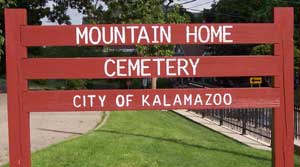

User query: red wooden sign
[4,8,294,167]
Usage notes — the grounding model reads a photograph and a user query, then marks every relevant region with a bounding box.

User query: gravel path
[0,94,102,165]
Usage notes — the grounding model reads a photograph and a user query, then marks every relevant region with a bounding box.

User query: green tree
[0,0,96,75]
[0,0,15,76]
[0,0,189,89]
[250,45,273,55]
[251,44,299,70]
[251,44,299,89]
[197,0,300,87]
[83,0,190,88]
[200,0,299,55]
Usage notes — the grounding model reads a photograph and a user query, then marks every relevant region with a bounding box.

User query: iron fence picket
[195,107,298,144]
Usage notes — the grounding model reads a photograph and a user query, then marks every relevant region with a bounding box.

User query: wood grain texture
[22,56,280,79]
[21,24,279,46]
[273,8,294,167]
[5,9,31,167]
[23,88,280,112]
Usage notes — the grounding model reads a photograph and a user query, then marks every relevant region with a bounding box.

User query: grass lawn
[2,111,300,167]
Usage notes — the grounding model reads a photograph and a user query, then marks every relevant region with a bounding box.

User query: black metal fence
[295,107,300,140]
[186,81,300,144]
[194,107,300,144]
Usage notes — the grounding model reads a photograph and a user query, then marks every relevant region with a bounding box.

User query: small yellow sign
[250,77,262,85]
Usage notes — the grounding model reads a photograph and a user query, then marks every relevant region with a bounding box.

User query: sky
[175,0,216,13]
[41,0,216,25]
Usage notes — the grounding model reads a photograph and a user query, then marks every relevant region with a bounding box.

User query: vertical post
[5,9,31,167]
[294,108,298,139]
[201,110,205,118]
[220,109,224,126]
[254,109,258,128]
[273,8,294,167]
[242,109,246,135]
[298,110,300,139]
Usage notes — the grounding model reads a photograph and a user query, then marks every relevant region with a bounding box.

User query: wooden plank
[22,56,280,79]
[23,88,280,112]
[273,8,294,167]
[5,9,31,167]
[21,23,279,46]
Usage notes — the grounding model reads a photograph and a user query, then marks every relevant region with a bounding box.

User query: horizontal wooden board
[21,24,279,46]
[23,88,280,112]
[22,56,280,79]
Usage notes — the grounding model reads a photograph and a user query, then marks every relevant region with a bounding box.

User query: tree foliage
[251,45,273,55]
[251,44,299,70]
[0,0,190,90]
[0,0,15,75]
[0,0,98,75]
[82,0,190,89]
[200,0,299,65]
[0,0,189,76]
[84,0,189,56]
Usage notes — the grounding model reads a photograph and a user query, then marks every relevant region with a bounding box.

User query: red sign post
[5,8,294,167]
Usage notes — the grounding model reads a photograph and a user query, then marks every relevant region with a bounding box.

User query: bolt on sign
[4,8,294,167]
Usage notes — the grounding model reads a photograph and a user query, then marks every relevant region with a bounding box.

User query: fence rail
[194,107,299,144]
[186,81,299,144]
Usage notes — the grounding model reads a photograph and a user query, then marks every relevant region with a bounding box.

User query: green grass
[2,111,300,167]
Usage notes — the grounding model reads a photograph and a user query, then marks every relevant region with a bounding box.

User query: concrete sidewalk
[173,110,271,151]
[0,94,102,165]
[295,139,300,148]
[173,110,300,150]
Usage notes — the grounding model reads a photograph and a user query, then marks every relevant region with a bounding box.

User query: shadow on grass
[38,128,84,135]
[95,129,271,162]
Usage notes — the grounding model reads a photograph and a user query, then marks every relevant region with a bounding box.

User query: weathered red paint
[21,23,279,46]
[22,56,279,79]
[23,88,280,111]
[4,7,294,167]
[5,9,31,167]
[272,8,294,167]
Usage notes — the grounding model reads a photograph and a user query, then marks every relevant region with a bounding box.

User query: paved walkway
[295,139,300,148]
[0,94,102,165]
[173,110,271,151]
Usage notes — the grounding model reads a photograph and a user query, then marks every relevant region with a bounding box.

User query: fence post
[296,108,299,139]
[254,108,258,128]
[5,9,31,167]
[201,110,205,118]
[220,109,224,126]
[273,8,294,167]
[294,107,298,139]
[242,109,247,135]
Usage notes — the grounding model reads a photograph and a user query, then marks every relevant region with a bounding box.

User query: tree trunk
[151,77,157,89]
